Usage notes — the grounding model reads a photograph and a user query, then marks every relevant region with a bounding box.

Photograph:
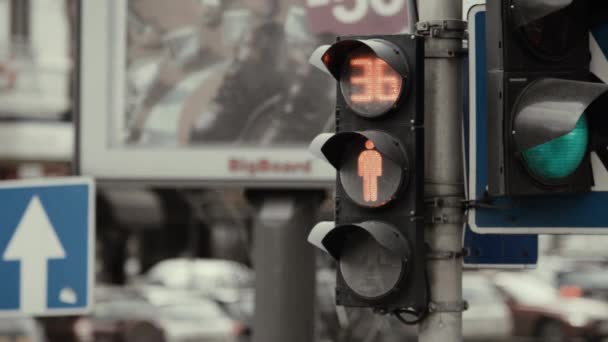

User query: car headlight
[568,312,591,328]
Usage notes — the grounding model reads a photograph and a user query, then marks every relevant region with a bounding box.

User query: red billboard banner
[305,0,410,35]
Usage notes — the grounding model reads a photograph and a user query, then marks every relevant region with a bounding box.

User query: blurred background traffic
[1,0,608,341]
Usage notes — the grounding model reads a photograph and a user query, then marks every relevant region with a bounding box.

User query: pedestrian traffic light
[307,35,427,316]
[486,0,608,197]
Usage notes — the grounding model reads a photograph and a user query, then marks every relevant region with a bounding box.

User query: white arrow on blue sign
[0,177,94,316]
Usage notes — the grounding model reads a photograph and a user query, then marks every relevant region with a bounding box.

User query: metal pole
[247,190,323,342]
[10,0,30,47]
[416,1,465,342]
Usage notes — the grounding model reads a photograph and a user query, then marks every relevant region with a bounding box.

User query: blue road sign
[467,4,608,234]
[0,178,94,316]
[463,225,538,268]
[463,6,538,268]
[462,5,538,268]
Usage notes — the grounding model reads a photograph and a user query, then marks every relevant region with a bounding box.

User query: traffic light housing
[308,35,427,314]
[486,0,608,197]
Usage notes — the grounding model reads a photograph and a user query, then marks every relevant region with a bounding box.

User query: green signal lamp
[521,115,589,180]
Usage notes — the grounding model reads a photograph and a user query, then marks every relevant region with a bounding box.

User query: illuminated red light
[375,60,401,102]
[322,53,330,65]
[349,57,401,104]
[560,285,583,298]
[358,140,383,202]
[350,58,374,103]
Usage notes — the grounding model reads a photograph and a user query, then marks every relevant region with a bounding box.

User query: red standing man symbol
[358,140,383,202]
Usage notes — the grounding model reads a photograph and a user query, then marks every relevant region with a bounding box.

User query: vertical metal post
[416,1,465,342]
[10,0,30,46]
[248,190,323,342]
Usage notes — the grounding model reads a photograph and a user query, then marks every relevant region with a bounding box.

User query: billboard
[78,0,413,186]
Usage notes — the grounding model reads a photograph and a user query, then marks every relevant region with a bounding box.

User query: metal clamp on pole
[425,207,465,225]
[416,20,467,38]
[429,301,469,313]
[425,196,466,223]
[426,214,464,224]
[427,248,468,261]
[416,20,467,58]
[425,196,466,209]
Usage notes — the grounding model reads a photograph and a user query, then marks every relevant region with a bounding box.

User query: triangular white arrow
[590,34,608,192]
[591,33,608,83]
[2,196,66,314]
[3,196,66,260]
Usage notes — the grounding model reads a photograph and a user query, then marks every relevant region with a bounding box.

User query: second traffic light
[486,0,608,197]
[308,35,427,315]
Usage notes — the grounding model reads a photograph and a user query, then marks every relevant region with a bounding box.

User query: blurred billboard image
[79,0,413,185]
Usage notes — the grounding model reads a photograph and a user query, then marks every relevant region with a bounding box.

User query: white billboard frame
[77,0,335,188]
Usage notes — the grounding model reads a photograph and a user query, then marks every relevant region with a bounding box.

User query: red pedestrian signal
[358,140,382,203]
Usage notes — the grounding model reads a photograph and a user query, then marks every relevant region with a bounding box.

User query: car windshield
[495,274,559,304]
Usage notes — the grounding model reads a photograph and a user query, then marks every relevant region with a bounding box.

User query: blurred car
[558,271,608,302]
[136,285,250,342]
[211,270,338,342]
[86,298,165,342]
[534,256,608,302]
[143,258,254,300]
[383,272,511,342]
[493,272,608,341]
[315,268,343,342]
[212,289,253,330]
[462,273,512,341]
[0,317,46,342]
[43,286,165,342]
[158,298,249,342]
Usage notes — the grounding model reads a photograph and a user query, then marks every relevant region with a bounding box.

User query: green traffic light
[522,115,589,180]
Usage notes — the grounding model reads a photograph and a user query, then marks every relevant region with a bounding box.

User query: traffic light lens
[515,3,584,61]
[339,138,406,208]
[522,115,589,180]
[339,230,405,299]
[340,48,403,118]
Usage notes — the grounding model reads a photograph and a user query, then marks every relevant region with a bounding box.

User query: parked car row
[41,285,250,342]
[139,259,517,342]
[29,256,608,342]
[493,272,608,342]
